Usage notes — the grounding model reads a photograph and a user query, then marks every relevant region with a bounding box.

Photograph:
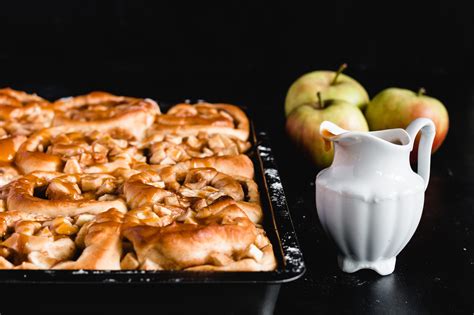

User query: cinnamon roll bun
[0,208,123,269]
[143,132,251,166]
[53,209,124,270]
[0,135,26,186]
[147,154,255,179]
[0,210,83,269]
[0,88,54,137]
[149,102,249,141]
[5,172,127,217]
[122,201,275,271]
[53,91,160,140]
[15,126,146,174]
[0,88,54,187]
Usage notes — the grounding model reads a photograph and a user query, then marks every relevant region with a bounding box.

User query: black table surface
[269,73,474,314]
[0,66,472,315]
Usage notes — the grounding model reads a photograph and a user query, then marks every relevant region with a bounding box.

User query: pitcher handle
[405,118,436,190]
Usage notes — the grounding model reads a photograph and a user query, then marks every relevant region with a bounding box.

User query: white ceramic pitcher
[315,118,436,276]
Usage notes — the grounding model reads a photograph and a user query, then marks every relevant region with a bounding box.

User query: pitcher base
[337,255,396,276]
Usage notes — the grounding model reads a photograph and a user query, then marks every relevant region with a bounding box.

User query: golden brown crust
[0,210,53,238]
[0,88,54,137]
[0,134,26,187]
[0,91,277,271]
[0,88,47,104]
[54,209,124,270]
[15,128,65,174]
[184,243,276,271]
[0,210,84,269]
[123,170,175,209]
[0,163,21,188]
[153,154,255,179]
[15,126,145,174]
[6,172,127,217]
[0,135,27,164]
[149,102,249,141]
[52,91,160,140]
[123,203,265,270]
[159,167,262,223]
[143,132,251,166]
[0,209,124,270]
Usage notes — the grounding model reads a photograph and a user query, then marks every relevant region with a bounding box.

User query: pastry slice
[0,210,83,269]
[123,201,276,271]
[54,209,124,270]
[143,132,251,166]
[5,172,127,217]
[52,91,160,140]
[149,102,249,141]
[15,126,146,174]
[0,88,54,137]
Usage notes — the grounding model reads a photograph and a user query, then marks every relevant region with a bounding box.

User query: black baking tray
[0,103,305,314]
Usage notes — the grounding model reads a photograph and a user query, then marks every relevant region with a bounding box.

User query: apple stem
[317,91,324,109]
[331,63,348,85]
[417,87,426,96]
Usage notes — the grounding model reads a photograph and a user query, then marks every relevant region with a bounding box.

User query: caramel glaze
[0,135,27,163]
[0,137,16,163]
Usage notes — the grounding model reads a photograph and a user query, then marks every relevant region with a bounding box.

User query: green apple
[285,64,370,116]
[286,93,369,168]
[365,87,449,153]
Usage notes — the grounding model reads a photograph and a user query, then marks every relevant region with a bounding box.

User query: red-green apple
[365,87,449,153]
[285,64,369,116]
[286,93,369,168]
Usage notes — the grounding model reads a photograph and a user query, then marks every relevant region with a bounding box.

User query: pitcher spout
[320,121,350,142]
[320,121,372,146]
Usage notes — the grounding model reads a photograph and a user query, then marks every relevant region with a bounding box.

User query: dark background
[1,1,473,314]
[1,0,472,112]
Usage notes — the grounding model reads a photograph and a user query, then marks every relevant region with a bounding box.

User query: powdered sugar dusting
[72,269,88,275]
[264,168,286,208]
[264,167,278,177]
[284,246,304,272]
[281,232,304,272]
[257,133,305,274]
[271,181,283,191]
[103,278,117,283]
[258,144,274,161]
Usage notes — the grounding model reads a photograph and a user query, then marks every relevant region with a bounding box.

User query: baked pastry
[0,91,277,272]
[4,172,127,217]
[0,164,21,188]
[0,88,46,104]
[143,132,251,166]
[124,163,261,221]
[0,208,122,269]
[143,102,251,166]
[0,88,54,187]
[119,163,266,271]
[148,102,249,141]
[0,88,54,137]
[122,199,275,271]
[147,154,255,179]
[0,136,26,186]
[52,91,160,140]
[54,209,124,270]
[158,166,262,224]
[0,207,78,269]
[15,126,146,174]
